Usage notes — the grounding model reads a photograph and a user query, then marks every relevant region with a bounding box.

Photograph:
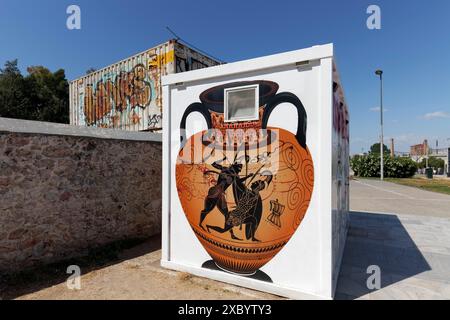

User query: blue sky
[1,0,449,154]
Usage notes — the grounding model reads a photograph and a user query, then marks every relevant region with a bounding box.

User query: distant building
[410,139,429,160]
[390,138,395,157]
[409,140,449,175]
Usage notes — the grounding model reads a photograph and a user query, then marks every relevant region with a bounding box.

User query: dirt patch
[0,235,282,300]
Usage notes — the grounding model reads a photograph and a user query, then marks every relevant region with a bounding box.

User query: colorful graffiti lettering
[83,64,152,125]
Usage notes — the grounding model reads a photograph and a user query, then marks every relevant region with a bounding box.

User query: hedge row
[351,154,417,178]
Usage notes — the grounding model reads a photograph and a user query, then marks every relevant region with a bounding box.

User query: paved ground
[335,211,450,299]
[7,178,450,300]
[351,178,450,218]
[335,179,450,300]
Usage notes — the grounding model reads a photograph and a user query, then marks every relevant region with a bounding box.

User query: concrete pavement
[335,179,450,300]
[351,178,450,218]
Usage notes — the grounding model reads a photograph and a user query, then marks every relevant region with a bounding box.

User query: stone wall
[0,118,162,273]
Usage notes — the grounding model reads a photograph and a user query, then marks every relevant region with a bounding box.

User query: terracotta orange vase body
[176,81,314,276]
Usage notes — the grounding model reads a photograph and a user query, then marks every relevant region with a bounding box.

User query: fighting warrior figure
[199,157,253,240]
[207,172,273,242]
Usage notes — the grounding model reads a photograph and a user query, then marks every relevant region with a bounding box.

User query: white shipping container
[161,44,350,299]
[69,40,220,131]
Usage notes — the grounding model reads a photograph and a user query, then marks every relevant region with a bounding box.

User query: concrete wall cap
[0,117,162,142]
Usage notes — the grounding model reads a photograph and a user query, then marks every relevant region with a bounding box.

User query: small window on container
[224,84,259,122]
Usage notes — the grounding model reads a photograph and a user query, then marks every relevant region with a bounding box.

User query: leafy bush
[351,154,417,178]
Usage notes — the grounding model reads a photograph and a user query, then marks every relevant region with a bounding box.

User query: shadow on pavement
[335,211,431,300]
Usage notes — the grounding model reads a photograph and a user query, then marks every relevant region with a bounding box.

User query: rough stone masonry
[0,118,162,273]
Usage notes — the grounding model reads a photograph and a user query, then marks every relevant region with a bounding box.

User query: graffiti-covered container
[69,40,219,131]
[162,44,350,300]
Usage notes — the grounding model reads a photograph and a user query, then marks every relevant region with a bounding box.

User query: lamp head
[375,69,383,76]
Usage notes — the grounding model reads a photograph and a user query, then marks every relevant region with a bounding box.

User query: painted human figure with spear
[205,149,274,242]
[199,156,254,240]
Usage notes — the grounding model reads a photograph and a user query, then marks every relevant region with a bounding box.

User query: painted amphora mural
[176,80,314,279]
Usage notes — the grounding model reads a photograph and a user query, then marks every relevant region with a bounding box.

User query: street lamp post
[447,138,450,177]
[375,69,384,181]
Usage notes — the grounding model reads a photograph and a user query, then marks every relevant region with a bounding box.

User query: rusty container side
[70,40,221,132]
[174,41,221,73]
[69,40,176,131]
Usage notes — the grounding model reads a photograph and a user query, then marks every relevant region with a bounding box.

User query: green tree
[0,60,69,123]
[369,143,390,155]
[0,59,30,119]
[25,66,69,123]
